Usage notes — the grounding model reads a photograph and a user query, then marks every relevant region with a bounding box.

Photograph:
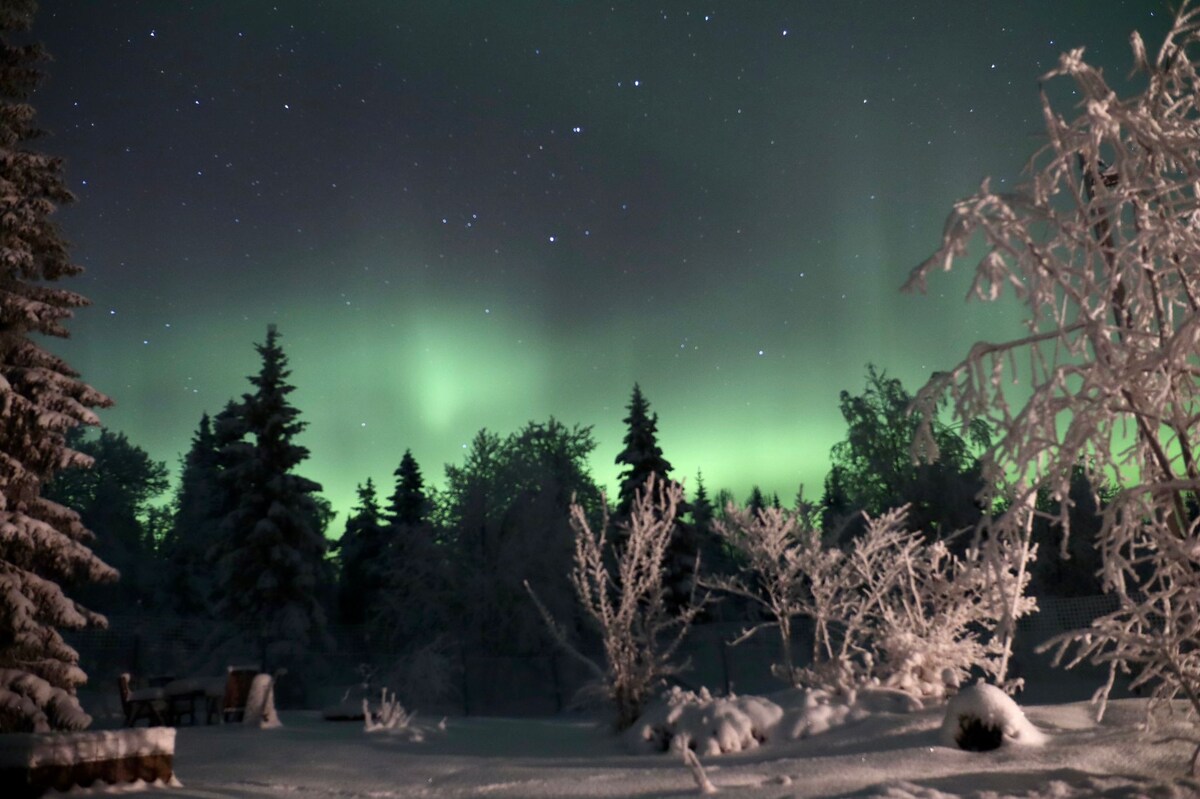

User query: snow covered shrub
[704,503,821,687]
[712,503,1018,700]
[939,682,1045,751]
[904,0,1200,761]
[527,475,706,730]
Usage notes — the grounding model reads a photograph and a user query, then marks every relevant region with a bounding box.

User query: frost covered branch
[906,0,1200,745]
[528,475,706,730]
[711,503,1022,699]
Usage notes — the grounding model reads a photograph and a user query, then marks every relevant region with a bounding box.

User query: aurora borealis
[30,2,1165,520]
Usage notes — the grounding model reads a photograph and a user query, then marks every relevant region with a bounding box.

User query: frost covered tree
[904,1,1200,735]
[704,504,814,687]
[213,326,331,665]
[0,0,116,732]
[527,476,706,730]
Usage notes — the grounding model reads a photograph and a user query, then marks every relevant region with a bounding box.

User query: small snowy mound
[625,687,782,756]
[627,685,923,755]
[778,686,923,740]
[939,682,1045,751]
[243,673,282,729]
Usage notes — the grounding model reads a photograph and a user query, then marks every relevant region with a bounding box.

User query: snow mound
[243,673,281,729]
[939,682,1045,751]
[778,686,923,739]
[626,685,923,755]
[625,687,781,755]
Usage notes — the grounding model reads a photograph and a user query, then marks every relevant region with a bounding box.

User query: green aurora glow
[33,1,1163,522]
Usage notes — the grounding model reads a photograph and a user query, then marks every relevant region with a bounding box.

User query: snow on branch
[905,0,1200,763]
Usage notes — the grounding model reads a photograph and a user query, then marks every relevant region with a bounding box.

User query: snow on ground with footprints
[85,683,1200,799]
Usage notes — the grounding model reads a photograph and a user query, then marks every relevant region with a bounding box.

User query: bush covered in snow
[528,476,706,730]
[711,504,1022,701]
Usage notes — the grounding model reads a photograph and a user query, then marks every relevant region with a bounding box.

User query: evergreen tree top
[390,448,428,528]
[615,383,672,512]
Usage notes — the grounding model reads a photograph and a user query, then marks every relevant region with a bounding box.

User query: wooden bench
[119,673,229,727]
[117,674,168,727]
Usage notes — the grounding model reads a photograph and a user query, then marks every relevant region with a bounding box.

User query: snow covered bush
[904,0,1200,760]
[0,2,117,732]
[527,475,706,730]
[711,503,1019,700]
[703,504,818,687]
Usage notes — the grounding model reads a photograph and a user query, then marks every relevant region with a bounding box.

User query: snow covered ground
[103,695,1200,799]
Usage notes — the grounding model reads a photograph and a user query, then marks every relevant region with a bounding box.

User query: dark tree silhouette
[821,365,987,544]
[213,326,332,665]
[160,412,228,616]
[336,478,389,626]
[46,429,168,613]
[614,384,673,514]
[445,419,602,655]
[389,449,429,528]
[613,384,698,612]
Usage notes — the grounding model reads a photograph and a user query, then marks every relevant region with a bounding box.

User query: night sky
[28,1,1166,521]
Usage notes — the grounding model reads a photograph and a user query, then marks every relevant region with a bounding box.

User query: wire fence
[68,594,1126,720]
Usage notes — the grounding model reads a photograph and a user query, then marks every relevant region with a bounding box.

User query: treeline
[50,329,1108,694]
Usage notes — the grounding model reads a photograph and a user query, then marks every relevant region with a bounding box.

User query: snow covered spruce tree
[527,475,706,730]
[904,0,1200,732]
[213,326,332,667]
[0,0,117,733]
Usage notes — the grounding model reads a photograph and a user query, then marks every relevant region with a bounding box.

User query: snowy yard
[118,696,1199,799]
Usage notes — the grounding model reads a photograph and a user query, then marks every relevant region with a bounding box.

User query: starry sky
[28,1,1167,522]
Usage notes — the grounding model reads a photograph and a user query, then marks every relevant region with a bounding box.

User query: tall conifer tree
[613,385,698,610]
[214,326,331,661]
[0,0,116,732]
[614,384,673,514]
[336,478,388,626]
[161,411,234,616]
[389,449,428,528]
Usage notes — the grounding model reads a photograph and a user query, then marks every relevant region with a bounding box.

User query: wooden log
[0,727,176,797]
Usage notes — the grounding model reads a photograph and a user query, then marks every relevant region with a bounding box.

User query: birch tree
[904,0,1200,751]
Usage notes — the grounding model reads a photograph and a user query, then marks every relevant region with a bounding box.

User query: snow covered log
[0,727,176,798]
